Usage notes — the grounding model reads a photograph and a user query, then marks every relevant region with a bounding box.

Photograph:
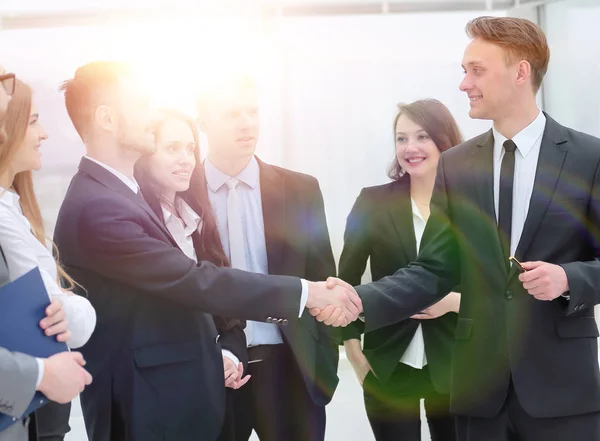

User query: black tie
[498,139,517,261]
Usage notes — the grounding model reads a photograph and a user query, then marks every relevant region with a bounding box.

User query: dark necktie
[498,139,517,261]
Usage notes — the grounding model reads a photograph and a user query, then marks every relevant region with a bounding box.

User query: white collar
[162,197,202,234]
[84,155,140,194]
[0,187,20,210]
[492,110,546,160]
[204,156,260,193]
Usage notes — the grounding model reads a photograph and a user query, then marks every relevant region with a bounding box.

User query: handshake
[305,278,362,327]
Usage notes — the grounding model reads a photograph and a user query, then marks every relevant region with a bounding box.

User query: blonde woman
[0,79,96,351]
[0,79,97,441]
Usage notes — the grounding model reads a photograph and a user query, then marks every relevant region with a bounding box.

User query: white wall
[0,10,500,258]
[542,0,600,137]
[272,12,499,256]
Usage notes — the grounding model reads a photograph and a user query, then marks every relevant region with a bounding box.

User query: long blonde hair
[0,80,76,290]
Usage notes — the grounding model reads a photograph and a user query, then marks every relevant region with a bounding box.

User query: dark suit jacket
[339,176,457,392]
[193,242,249,371]
[199,158,340,406]
[54,157,303,441]
[357,114,600,419]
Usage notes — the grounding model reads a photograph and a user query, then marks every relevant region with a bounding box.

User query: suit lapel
[509,115,569,280]
[388,177,417,262]
[79,157,177,247]
[257,158,286,275]
[469,131,508,274]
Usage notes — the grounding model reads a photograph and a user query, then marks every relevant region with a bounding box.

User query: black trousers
[363,363,456,441]
[35,402,71,441]
[455,379,600,441]
[218,344,326,441]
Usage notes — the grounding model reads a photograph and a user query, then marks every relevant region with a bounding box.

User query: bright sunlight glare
[104,17,276,116]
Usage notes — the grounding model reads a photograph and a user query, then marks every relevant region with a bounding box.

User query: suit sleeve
[76,198,302,321]
[561,158,600,315]
[338,190,371,340]
[304,181,340,346]
[357,155,461,332]
[0,347,38,418]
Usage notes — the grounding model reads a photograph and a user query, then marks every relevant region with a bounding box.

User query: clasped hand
[306,277,362,327]
[223,356,251,389]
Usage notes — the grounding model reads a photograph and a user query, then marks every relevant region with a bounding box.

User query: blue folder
[0,267,69,430]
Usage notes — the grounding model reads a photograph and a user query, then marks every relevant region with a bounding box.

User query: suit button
[266,317,273,323]
[277,319,283,325]
[505,290,513,300]
[282,319,289,326]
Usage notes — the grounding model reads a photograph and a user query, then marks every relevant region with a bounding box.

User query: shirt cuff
[221,349,240,367]
[35,358,45,389]
[299,279,308,317]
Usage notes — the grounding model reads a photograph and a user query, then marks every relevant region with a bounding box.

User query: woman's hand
[223,356,251,389]
[344,338,374,386]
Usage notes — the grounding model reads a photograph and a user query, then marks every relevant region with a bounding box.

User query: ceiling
[0,0,561,30]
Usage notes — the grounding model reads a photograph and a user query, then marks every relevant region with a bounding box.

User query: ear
[94,104,116,132]
[515,60,532,88]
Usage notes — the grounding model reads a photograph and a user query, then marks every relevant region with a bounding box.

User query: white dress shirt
[84,156,139,194]
[204,157,308,347]
[0,188,97,352]
[161,198,240,366]
[399,198,428,369]
[493,111,546,256]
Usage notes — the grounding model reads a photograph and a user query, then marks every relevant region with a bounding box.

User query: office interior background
[1,0,599,439]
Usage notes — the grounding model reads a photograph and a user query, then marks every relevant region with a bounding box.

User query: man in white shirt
[197,74,340,441]
[326,16,600,441]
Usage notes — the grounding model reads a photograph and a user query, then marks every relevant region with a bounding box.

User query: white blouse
[399,198,428,369]
[0,188,96,349]
[162,198,239,366]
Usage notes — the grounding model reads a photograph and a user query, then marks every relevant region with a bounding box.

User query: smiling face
[395,113,441,179]
[459,38,524,121]
[11,100,48,173]
[145,118,197,202]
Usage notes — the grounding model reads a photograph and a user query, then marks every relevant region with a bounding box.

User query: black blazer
[54,157,303,441]
[357,114,600,419]
[339,176,457,392]
[192,237,249,371]
[198,157,340,405]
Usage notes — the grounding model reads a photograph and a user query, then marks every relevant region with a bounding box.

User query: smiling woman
[340,98,463,441]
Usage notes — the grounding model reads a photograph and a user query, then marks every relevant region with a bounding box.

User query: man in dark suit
[196,74,339,441]
[325,16,600,441]
[54,62,358,441]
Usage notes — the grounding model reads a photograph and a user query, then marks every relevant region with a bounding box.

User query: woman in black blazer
[340,99,463,441]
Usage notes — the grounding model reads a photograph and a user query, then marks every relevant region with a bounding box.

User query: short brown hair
[59,61,134,141]
[388,99,463,180]
[465,16,549,92]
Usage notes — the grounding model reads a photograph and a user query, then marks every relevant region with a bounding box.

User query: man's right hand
[37,352,93,403]
[306,279,362,326]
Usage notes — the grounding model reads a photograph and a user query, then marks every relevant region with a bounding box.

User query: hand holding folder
[0,267,70,430]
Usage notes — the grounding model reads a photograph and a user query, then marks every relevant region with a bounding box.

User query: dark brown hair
[465,16,550,92]
[388,99,463,180]
[135,109,229,268]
